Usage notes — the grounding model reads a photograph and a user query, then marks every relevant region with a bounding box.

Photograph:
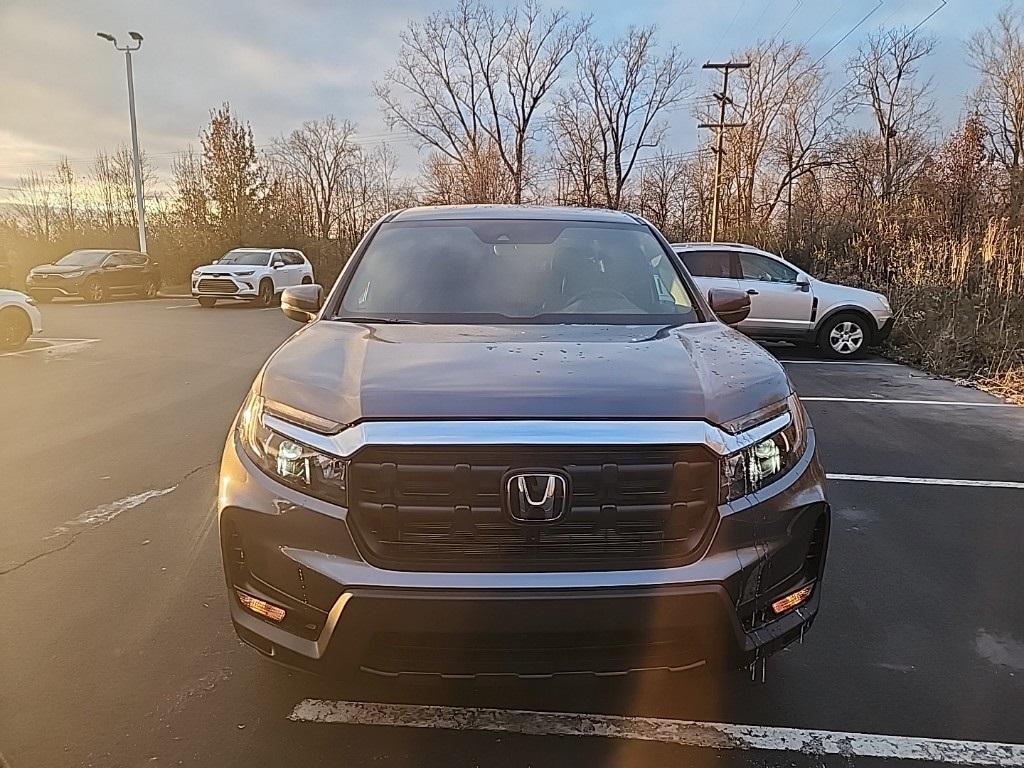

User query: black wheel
[255,279,274,307]
[82,279,106,303]
[817,312,870,359]
[198,297,217,308]
[141,279,159,299]
[0,308,32,350]
[30,292,52,304]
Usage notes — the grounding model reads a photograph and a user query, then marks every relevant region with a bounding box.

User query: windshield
[336,220,697,324]
[55,250,109,267]
[218,250,270,266]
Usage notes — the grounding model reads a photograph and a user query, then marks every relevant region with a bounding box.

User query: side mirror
[708,287,751,326]
[272,259,285,269]
[796,276,811,292]
[281,284,323,323]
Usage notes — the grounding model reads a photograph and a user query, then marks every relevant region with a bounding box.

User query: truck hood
[259,321,791,429]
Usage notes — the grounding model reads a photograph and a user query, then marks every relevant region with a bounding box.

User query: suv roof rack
[671,241,753,248]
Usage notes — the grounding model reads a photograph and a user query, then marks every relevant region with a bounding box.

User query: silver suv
[674,242,893,358]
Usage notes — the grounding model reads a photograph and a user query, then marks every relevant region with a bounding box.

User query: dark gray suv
[218,205,830,680]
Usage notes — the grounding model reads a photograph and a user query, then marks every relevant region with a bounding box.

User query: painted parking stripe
[72,298,174,307]
[288,700,1024,766]
[802,397,1014,407]
[827,473,1024,489]
[0,338,99,358]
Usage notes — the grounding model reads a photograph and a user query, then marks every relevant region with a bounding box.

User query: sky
[0,0,1010,199]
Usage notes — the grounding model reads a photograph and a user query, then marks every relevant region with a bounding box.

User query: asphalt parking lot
[2,297,1023,768]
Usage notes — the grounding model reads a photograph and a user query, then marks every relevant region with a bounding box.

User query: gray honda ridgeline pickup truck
[218,205,830,680]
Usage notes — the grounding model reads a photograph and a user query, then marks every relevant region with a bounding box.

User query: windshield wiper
[332,316,422,325]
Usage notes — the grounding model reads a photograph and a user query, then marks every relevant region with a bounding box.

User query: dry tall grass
[809,221,1024,401]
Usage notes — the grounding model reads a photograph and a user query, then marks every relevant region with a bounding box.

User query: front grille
[347,445,718,572]
[197,278,238,294]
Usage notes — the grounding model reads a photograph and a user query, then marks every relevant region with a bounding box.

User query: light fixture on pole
[97,30,147,253]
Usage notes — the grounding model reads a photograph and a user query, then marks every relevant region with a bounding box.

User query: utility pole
[97,31,147,253]
[699,61,749,242]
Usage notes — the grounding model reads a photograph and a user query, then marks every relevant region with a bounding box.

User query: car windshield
[336,219,697,324]
[217,250,270,266]
[55,250,110,267]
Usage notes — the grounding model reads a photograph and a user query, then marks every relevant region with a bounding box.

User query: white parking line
[802,397,1015,407]
[165,303,199,309]
[781,360,901,366]
[827,473,1024,489]
[0,338,100,358]
[72,298,170,308]
[288,700,1024,766]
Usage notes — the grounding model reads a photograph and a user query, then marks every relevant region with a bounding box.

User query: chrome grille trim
[197,278,239,294]
[260,413,794,458]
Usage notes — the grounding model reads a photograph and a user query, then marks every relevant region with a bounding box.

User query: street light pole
[98,31,147,253]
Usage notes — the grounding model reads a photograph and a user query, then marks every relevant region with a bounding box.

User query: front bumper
[192,275,260,299]
[26,275,83,297]
[218,427,830,678]
[875,316,895,343]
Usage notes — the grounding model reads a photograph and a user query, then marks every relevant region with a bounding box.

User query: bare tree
[557,27,692,209]
[420,143,518,205]
[171,147,210,231]
[548,101,604,206]
[698,39,843,232]
[12,172,55,242]
[845,27,937,205]
[54,157,79,234]
[376,0,586,203]
[271,117,359,239]
[636,149,690,237]
[482,0,588,202]
[966,6,1024,212]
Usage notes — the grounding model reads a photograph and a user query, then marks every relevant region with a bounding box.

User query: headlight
[234,270,255,277]
[720,394,808,503]
[237,394,348,506]
[62,270,85,278]
[192,269,202,276]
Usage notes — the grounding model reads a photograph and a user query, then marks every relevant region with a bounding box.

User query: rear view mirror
[281,284,323,323]
[708,288,751,326]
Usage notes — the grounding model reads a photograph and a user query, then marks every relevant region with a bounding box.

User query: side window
[680,250,737,279]
[739,253,797,283]
[104,253,127,267]
[286,251,304,265]
[271,252,286,267]
[127,253,147,266]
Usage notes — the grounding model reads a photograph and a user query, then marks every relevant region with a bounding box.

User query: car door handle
[746,289,759,295]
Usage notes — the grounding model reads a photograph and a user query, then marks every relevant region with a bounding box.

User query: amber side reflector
[771,584,813,615]
[236,589,286,622]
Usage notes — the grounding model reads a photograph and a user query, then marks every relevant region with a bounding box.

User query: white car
[673,242,894,358]
[191,248,313,308]
[0,289,43,350]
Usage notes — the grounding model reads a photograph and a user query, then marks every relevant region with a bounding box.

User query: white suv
[1,289,43,350]
[673,242,893,358]
[191,248,313,308]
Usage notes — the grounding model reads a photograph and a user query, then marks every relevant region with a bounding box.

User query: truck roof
[389,205,642,224]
